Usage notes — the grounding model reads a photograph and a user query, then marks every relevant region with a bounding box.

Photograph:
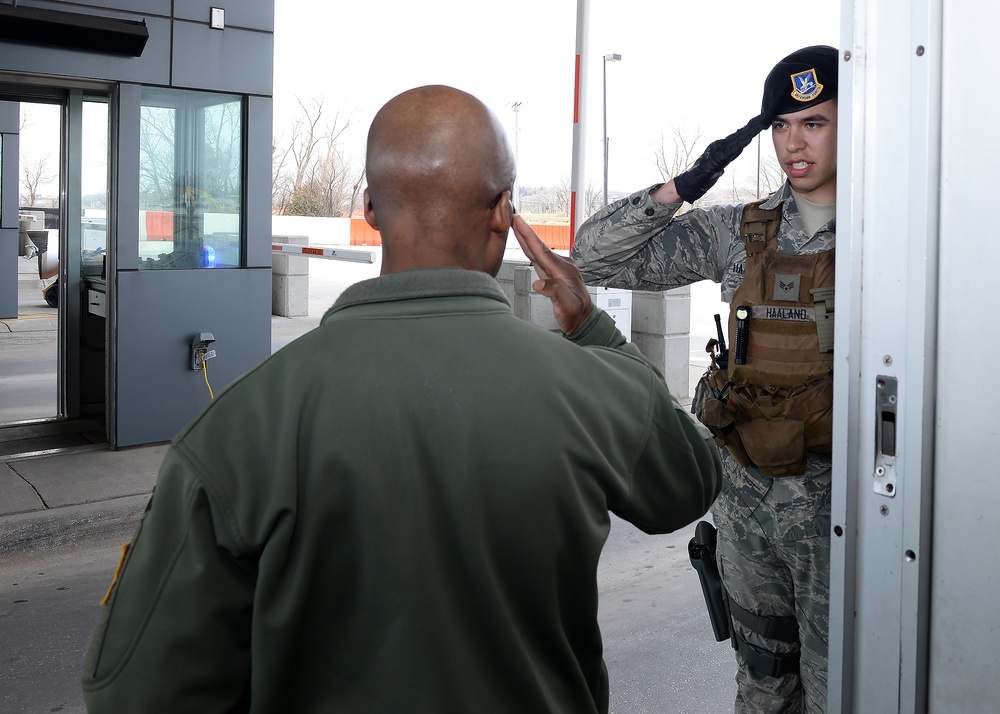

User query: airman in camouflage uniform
[572,46,839,713]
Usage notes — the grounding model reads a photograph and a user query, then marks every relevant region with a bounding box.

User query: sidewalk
[0,443,166,558]
[1,293,320,558]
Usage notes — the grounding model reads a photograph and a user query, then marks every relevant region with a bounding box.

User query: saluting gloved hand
[673,114,771,203]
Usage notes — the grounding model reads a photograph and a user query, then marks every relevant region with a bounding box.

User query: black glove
[673,114,771,203]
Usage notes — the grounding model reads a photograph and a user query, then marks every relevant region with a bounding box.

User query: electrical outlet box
[210,8,225,30]
[191,332,216,370]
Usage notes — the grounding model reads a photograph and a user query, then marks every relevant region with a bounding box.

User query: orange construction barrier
[145,211,174,241]
[349,218,570,250]
[527,223,571,251]
[350,218,382,246]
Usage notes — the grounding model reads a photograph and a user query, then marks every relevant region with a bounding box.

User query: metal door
[830,0,1000,710]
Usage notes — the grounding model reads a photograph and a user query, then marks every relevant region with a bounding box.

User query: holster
[687,520,732,642]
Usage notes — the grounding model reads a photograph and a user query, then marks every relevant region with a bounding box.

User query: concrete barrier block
[272,274,309,317]
[497,260,561,332]
[516,266,560,332]
[631,333,691,399]
[513,264,535,295]
[271,235,309,276]
[528,293,562,332]
[499,262,697,398]
[494,262,518,305]
[632,287,691,336]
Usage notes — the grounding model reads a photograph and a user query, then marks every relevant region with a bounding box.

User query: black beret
[761,45,839,119]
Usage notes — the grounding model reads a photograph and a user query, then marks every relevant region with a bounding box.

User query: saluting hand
[673,113,770,203]
[512,215,594,336]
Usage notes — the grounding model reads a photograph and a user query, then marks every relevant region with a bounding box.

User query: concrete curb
[0,494,149,560]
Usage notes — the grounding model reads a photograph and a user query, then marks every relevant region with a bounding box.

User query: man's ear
[362,188,379,231]
[488,190,513,235]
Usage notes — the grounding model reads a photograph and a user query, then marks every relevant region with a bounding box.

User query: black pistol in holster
[688,520,732,643]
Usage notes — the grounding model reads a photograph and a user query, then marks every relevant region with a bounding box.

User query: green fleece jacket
[82,267,721,713]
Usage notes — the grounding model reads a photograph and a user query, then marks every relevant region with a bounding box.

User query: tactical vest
[697,200,835,477]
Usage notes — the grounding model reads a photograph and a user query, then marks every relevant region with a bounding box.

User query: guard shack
[0,2,274,447]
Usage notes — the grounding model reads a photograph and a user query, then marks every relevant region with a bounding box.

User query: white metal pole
[756,134,761,199]
[602,57,608,208]
[512,101,521,213]
[602,53,620,209]
[570,0,589,247]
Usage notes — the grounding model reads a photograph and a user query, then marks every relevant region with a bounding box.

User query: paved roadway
[1,261,58,423]
[0,516,735,714]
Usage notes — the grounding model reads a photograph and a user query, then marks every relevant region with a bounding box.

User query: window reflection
[138,88,243,269]
[82,99,109,275]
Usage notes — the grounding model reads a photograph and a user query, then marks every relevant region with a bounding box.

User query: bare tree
[272,97,361,217]
[18,106,58,207]
[20,155,55,207]
[138,104,176,210]
[203,100,243,212]
[518,182,568,217]
[651,127,703,184]
[728,153,785,203]
[583,181,602,219]
[272,131,295,213]
[648,126,736,210]
[511,177,609,221]
[347,169,366,218]
[757,154,786,197]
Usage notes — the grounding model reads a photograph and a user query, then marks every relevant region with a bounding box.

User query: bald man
[82,85,721,713]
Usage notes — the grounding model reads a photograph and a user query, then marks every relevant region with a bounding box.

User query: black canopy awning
[0,5,149,57]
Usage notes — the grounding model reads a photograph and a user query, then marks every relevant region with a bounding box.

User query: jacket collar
[760,181,794,211]
[324,266,511,320]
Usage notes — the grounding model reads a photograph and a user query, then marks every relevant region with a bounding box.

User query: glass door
[1,99,60,423]
[0,85,112,454]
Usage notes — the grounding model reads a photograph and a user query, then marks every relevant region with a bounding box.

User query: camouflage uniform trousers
[710,452,831,714]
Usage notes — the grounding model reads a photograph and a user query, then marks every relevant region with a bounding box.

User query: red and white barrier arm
[569,0,590,247]
[271,243,376,264]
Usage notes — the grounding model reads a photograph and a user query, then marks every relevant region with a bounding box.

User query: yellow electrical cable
[202,358,215,400]
[101,541,131,606]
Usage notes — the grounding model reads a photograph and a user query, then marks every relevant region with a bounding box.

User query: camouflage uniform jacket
[572,180,835,513]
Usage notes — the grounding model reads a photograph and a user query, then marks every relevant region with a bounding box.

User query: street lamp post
[509,101,522,213]
[603,53,621,207]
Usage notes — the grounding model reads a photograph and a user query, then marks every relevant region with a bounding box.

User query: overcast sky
[273,0,841,194]
[17,1,841,201]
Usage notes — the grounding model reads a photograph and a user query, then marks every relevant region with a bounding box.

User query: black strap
[727,596,799,642]
[733,634,801,679]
